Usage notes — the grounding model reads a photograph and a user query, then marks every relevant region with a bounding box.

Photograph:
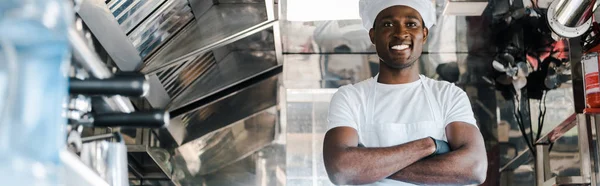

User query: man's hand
[388,122,488,185]
[323,127,436,185]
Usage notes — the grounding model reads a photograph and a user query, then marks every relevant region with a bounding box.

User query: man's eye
[407,23,417,27]
[383,23,393,27]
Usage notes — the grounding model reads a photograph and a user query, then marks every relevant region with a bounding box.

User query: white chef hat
[359,0,436,30]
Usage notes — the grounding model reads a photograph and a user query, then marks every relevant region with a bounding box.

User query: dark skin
[323,5,487,185]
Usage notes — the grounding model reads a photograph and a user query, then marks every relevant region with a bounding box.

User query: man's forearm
[325,137,435,185]
[387,147,487,185]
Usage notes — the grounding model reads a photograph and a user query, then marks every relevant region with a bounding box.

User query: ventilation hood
[75,0,282,184]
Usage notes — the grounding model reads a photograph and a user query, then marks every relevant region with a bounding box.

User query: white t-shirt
[326,74,477,186]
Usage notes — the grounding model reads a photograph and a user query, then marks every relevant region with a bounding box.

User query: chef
[322,0,488,185]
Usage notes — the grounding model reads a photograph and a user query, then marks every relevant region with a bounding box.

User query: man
[322,0,488,185]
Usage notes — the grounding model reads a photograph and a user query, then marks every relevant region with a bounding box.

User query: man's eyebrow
[406,15,420,20]
[379,15,421,21]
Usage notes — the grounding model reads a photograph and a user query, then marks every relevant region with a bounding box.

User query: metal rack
[499,37,600,186]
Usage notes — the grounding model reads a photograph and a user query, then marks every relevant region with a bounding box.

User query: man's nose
[393,26,410,38]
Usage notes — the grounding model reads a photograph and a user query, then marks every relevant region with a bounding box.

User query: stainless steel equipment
[72,0,282,184]
[547,0,600,38]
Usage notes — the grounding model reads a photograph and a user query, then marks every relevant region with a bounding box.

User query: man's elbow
[469,157,488,184]
[326,163,375,185]
[326,166,365,185]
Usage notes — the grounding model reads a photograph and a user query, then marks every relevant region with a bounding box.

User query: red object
[584,108,600,114]
[584,47,600,108]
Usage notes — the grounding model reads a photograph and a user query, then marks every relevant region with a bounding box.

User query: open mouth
[389,43,412,53]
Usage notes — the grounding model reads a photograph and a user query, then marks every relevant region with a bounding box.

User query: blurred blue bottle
[0,0,73,185]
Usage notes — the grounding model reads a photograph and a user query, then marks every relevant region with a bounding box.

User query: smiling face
[369,5,428,70]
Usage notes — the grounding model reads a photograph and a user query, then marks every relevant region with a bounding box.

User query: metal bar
[500,149,532,172]
[535,144,546,186]
[536,113,577,144]
[69,28,112,79]
[588,115,600,185]
[580,114,594,183]
[571,37,586,113]
[69,27,136,113]
[81,133,118,143]
[593,114,600,186]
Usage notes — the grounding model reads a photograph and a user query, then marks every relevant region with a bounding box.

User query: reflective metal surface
[76,0,143,71]
[553,0,596,27]
[110,0,165,33]
[164,74,280,146]
[168,51,278,112]
[172,107,278,177]
[172,143,285,186]
[76,0,283,184]
[547,0,593,38]
[69,22,135,113]
[81,139,129,186]
[61,150,110,186]
[143,2,275,73]
[137,26,280,114]
[128,0,193,59]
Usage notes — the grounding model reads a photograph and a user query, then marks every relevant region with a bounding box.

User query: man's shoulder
[336,78,373,100]
[421,76,465,95]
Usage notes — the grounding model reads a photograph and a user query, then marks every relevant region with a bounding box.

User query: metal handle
[70,74,149,97]
[92,110,169,128]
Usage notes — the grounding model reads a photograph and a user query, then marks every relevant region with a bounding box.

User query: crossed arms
[322,122,487,185]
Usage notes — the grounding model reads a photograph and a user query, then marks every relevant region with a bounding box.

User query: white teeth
[391,45,409,50]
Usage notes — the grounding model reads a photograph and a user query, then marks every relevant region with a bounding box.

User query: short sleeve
[443,87,477,128]
[327,87,359,131]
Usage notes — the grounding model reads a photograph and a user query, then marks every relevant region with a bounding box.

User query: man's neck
[377,62,420,84]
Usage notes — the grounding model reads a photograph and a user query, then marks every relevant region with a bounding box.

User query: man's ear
[423,27,429,43]
[369,28,375,45]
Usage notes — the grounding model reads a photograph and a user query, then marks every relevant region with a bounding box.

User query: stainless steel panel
[156,52,217,99]
[172,143,285,186]
[168,51,279,112]
[164,74,280,146]
[77,0,143,72]
[143,3,275,73]
[118,0,167,33]
[171,107,278,177]
[128,1,194,58]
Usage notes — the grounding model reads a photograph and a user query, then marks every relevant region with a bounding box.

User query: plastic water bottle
[0,0,73,185]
